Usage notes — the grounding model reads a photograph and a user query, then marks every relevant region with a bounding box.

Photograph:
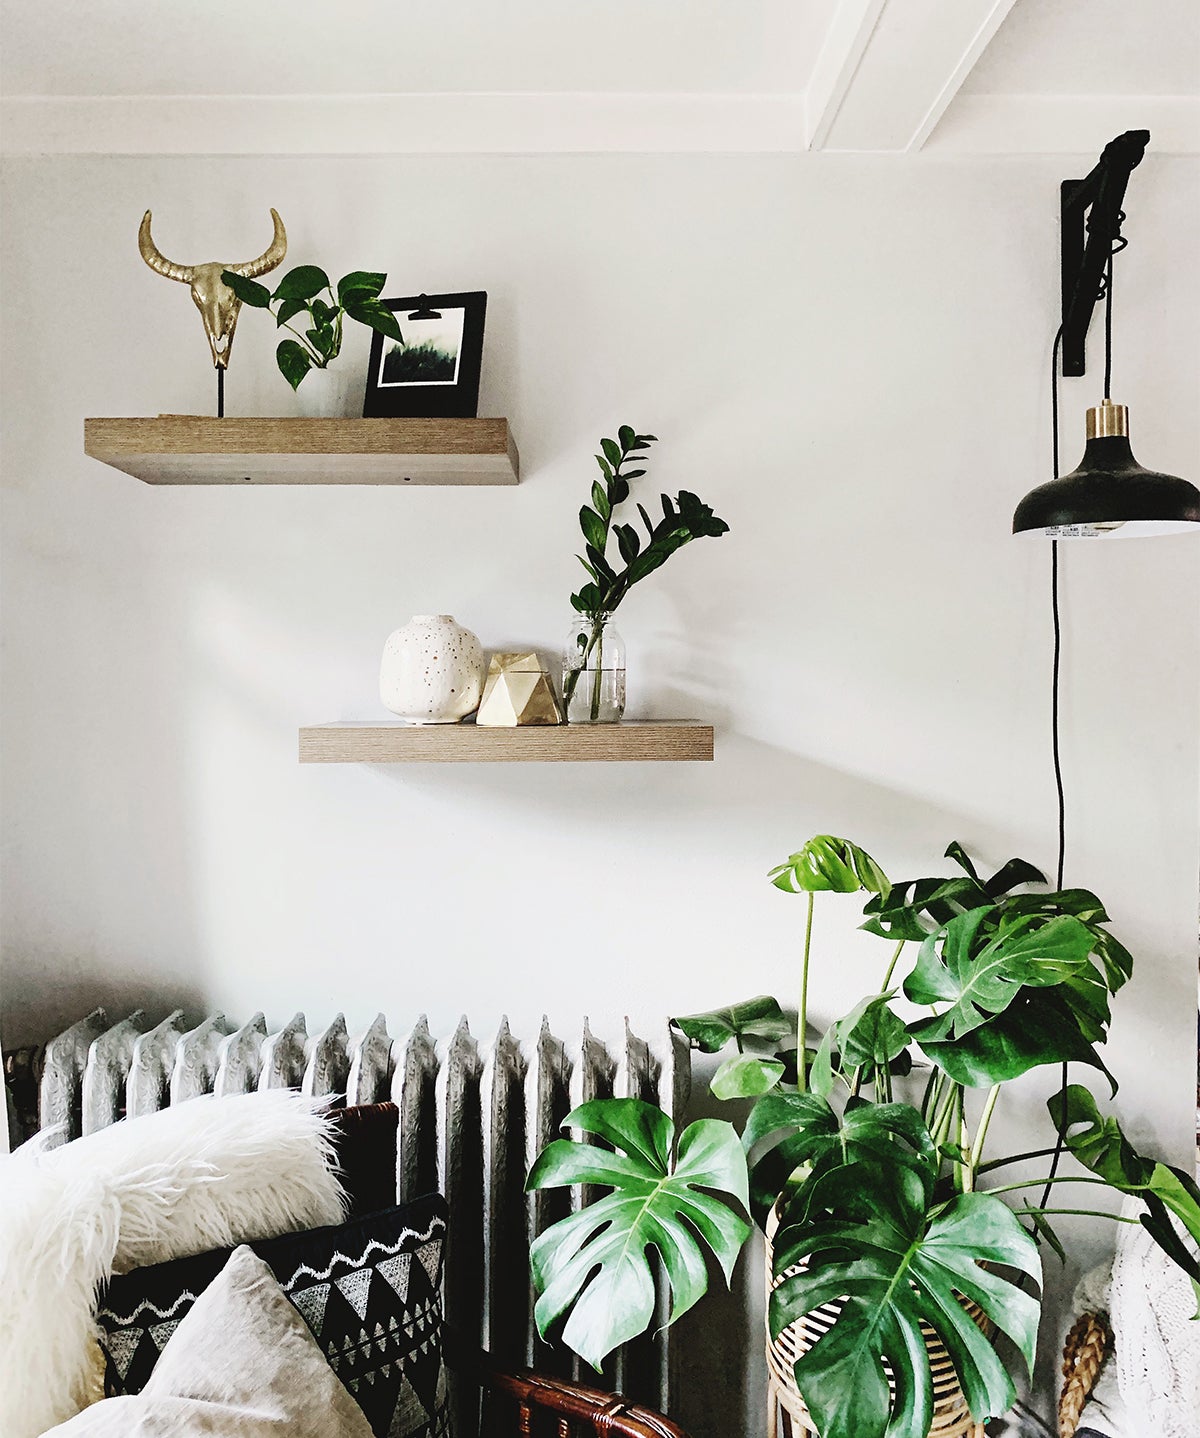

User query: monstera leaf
[906,910,1096,1043]
[709,1053,787,1099]
[833,993,909,1071]
[743,1093,935,1225]
[672,994,792,1053]
[769,836,888,895]
[526,1099,750,1369]
[771,1172,1042,1438]
[920,989,1116,1089]
[1048,1085,1200,1283]
[1002,889,1134,993]
[861,844,1043,941]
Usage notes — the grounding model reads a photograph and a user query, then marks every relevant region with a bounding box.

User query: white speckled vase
[379,614,486,724]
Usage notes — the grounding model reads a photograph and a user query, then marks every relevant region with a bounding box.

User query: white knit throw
[1108,1198,1200,1438]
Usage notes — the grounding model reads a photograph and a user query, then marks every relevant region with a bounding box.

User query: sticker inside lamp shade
[379,307,465,386]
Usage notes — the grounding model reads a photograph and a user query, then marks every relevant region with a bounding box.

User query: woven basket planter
[765,1209,988,1438]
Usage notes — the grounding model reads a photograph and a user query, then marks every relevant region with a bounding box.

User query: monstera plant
[526,835,1200,1438]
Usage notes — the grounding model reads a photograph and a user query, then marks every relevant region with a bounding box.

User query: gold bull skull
[138,209,287,370]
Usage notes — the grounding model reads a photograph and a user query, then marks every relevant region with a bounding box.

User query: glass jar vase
[562,612,626,723]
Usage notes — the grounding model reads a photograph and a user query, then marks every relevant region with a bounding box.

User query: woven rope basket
[765,1210,987,1438]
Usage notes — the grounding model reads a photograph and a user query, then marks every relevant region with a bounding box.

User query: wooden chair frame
[475,1359,691,1437]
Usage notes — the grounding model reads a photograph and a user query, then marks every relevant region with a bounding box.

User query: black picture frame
[362,291,487,418]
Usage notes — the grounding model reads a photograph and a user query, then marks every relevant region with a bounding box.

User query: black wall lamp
[1013,130,1200,538]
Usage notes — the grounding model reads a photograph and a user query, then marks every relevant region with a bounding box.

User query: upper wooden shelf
[83,416,519,486]
[299,721,714,763]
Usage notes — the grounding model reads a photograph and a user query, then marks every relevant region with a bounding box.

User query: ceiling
[963,0,1200,97]
[0,0,1195,156]
[0,0,838,98]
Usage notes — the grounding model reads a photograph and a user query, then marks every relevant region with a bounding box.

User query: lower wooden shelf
[299,721,714,763]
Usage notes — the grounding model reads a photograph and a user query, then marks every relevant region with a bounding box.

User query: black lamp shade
[1014,402,1200,538]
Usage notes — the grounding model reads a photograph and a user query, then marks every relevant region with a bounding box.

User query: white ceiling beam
[809,0,1019,152]
[803,0,887,151]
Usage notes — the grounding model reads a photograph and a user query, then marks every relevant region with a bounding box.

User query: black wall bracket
[1060,129,1149,377]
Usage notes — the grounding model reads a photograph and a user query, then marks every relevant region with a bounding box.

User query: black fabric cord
[1039,326,1068,1213]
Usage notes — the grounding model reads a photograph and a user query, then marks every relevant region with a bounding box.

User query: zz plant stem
[562,426,729,712]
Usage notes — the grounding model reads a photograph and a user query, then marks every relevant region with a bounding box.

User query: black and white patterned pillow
[96,1193,451,1438]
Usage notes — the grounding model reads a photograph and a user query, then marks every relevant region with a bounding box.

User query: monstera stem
[796,890,815,1094]
[1032,1209,1140,1224]
[880,939,906,990]
[982,1176,1110,1198]
[931,1082,960,1150]
[968,1084,1002,1185]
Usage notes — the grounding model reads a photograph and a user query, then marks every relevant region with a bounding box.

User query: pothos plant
[526,835,1200,1438]
[562,426,729,720]
[222,265,402,389]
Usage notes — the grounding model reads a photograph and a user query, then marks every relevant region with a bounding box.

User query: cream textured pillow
[41,1245,374,1438]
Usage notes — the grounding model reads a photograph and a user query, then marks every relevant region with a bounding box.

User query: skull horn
[227,209,288,279]
[137,211,196,284]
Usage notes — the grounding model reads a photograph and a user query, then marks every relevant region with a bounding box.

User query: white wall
[2,152,1197,1429]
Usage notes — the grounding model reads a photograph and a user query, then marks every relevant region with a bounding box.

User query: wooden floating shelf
[83,416,519,486]
[299,721,714,764]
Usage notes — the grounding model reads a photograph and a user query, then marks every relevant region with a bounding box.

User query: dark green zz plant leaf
[772,1169,1041,1438]
[525,1098,750,1370]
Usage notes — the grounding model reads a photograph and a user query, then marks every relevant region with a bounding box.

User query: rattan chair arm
[465,1351,692,1437]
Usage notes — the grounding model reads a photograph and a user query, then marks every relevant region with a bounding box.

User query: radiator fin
[34,1008,690,1431]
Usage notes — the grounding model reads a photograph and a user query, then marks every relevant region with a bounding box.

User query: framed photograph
[362,291,487,418]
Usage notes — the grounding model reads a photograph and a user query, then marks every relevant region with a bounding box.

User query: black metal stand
[217,367,225,418]
[1060,129,1148,377]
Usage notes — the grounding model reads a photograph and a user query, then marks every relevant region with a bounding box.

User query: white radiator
[32,1007,690,1421]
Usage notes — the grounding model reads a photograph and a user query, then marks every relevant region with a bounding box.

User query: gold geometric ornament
[138,208,287,370]
[475,652,563,727]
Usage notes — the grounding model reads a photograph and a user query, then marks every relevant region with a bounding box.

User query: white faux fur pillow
[0,1089,346,1438]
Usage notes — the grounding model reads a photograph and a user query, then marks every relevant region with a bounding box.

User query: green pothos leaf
[220,270,272,307]
[275,339,313,390]
[272,264,330,301]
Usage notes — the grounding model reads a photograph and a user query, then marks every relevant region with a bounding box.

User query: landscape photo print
[380,307,464,387]
[363,291,487,417]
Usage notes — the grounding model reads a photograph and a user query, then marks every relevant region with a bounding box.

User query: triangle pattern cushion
[41,1246,374,1438]
[95,1193,451,1438]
